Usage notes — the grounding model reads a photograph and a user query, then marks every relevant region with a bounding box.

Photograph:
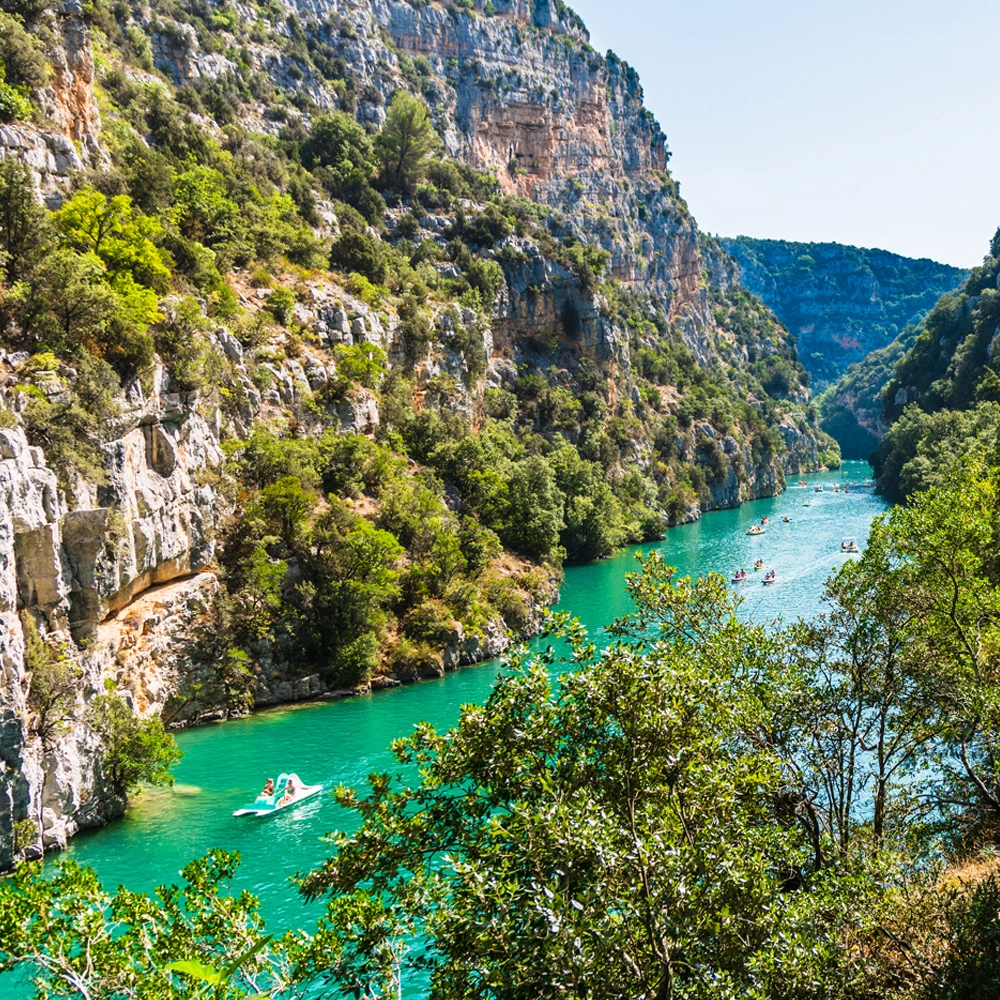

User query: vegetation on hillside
[6,460,1000,996]
[723,235,968,390]
[814,325,918,459]
[0,0,837,703]
[870,228,1000,500]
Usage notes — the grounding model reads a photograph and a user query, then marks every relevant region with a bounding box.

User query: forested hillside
[870,229,1000,499]
[723,235,967,389]
[814,327,918,459]
[0,0,837,865]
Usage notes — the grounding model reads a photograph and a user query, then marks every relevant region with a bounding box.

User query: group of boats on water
[732,480,863,587]
[730,560,778,584]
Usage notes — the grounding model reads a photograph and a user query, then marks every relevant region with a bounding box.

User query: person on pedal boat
[277,776,298,806]
[260,778,274,798]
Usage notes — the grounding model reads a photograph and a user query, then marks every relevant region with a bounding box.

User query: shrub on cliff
[329,229,389,284]
[375,91,438,194]
[0,157,48,287]
[0,12,45,91]
[22,611,78,751]
[87,691,181,799]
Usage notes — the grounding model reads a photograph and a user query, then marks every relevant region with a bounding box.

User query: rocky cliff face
[0,354,225,861]
[722,237,968,390]
[0,3,101,206]
[0,0,837,866]
[147,0,783,365]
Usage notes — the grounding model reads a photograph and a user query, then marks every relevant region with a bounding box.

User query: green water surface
[50,461,886,982]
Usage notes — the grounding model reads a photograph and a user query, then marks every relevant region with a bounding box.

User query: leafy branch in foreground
[0,851,311,999]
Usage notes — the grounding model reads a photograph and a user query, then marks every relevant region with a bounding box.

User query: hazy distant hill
[721,236,968,389]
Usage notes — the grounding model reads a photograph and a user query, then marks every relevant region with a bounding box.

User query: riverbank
[53,463,886,927]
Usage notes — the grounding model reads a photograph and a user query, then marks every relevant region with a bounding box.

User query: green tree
[0,157,49,282]
[168,166,248,269]
[328,228,389,284]
[498,455,565,563]
[154,296,214,391]
[86,692,181,799]
[21,610,78,751]
[551,444,628,561]
[246,475,317,549]
[19,350,119,489]
[302,110,373,176]
[0,12,46,90]
[298,555,874,997]
[877,459,1000,827]
[374,91,438,193]
[0,851,302,997]
[52,188,170,292]
[333,342,387,389]
[295,508,403,684]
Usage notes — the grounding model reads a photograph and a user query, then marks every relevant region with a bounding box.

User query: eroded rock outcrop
[0,372,224,865]
[0,5,102,205]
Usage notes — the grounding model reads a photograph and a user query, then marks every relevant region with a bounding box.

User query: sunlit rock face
[0,0,833,866]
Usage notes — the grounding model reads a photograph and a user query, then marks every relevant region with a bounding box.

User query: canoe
[233,773,323,817]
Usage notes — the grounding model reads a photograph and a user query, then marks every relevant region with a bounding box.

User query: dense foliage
[8,461,1000,997]
[0,10,838,700]
[815,325,919,459]
[870,228,1000,499]
[0,0,837,861]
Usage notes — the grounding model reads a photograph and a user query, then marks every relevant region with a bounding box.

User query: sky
[568,0,999,267]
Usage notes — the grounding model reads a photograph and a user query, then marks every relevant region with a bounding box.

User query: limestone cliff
[0,0,838,867]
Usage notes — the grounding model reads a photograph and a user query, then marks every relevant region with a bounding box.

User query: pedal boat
[746,524,766,536]
[233,773,322,817]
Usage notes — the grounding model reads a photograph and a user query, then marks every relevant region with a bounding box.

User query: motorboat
[233,773,323,818]
[841,537,860,554]
[746,524,766,535]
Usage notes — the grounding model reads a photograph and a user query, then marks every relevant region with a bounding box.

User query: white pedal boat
[233,773,322,817]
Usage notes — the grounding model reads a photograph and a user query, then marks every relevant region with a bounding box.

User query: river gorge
[45,461,886,995]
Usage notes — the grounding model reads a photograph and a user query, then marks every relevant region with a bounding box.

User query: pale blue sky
[569,0,998,267]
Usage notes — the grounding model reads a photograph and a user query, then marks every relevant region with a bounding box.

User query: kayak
[763,576,778,585]
[233,773,323,817]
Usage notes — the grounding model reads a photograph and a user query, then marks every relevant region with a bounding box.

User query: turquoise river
[34,461,886,993]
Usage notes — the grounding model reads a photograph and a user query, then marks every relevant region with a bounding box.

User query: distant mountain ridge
[721,236,968,390]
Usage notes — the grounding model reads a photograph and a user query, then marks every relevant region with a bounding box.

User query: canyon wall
[0,0,833,865]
